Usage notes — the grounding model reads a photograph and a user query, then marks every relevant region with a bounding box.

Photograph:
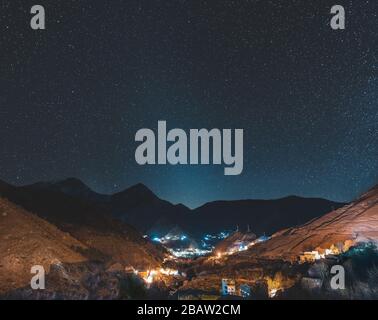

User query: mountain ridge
[0,177,345,238]
[2,177,347,209]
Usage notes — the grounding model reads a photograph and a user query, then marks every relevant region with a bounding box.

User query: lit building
[239,284,251,298]
[299,243,349,263]
[300,251,324,263]
[221,279,236,296]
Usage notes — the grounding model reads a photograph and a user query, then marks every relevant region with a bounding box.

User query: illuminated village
[299,240,354,264]
[1,178,377,300]
[118,226,368,300]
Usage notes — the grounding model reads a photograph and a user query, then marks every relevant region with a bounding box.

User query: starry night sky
[0,0,377,208]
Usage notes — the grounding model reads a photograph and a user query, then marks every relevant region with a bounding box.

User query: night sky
[0,0,377,208]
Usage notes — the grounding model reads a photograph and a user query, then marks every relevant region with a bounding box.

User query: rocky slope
[241,184,378,262]
[0,189,169,299]
[0,176,171,299]
[214,230,257,253]
[0,196,88,295]
[0,180,166,269]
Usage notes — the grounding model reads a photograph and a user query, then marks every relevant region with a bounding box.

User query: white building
[221,279,236,295]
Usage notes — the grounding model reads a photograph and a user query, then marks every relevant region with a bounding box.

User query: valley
[0,177,377,300]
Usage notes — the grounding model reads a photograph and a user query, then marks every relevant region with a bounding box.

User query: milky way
[0,0,377,208]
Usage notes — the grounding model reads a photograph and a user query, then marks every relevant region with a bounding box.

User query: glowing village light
[239,244,248,251]
[169,247,212,258]
[142,269,157,284]
[145,274,154,284]
[269,288,278,298]
[140,267,181,285]
[159,268,179,276]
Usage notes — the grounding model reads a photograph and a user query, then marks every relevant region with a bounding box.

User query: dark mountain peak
[55,177,88,188]
[110,183,162,216]
[22,177,106,203]
[174,203,190,211]
[50,177,97,197]
[129,183,154,194]
[22,177,89,191]
[114,183,155,199]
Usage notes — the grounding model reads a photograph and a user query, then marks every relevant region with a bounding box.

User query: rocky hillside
[0,180,166,269]
[243,184,378,262]
[0,197,88,295]
[214,230,257,253]
[0,178,170,298]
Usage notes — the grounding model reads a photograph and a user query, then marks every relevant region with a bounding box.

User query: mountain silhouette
[0,177,344,239]
[190,196,344,237]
